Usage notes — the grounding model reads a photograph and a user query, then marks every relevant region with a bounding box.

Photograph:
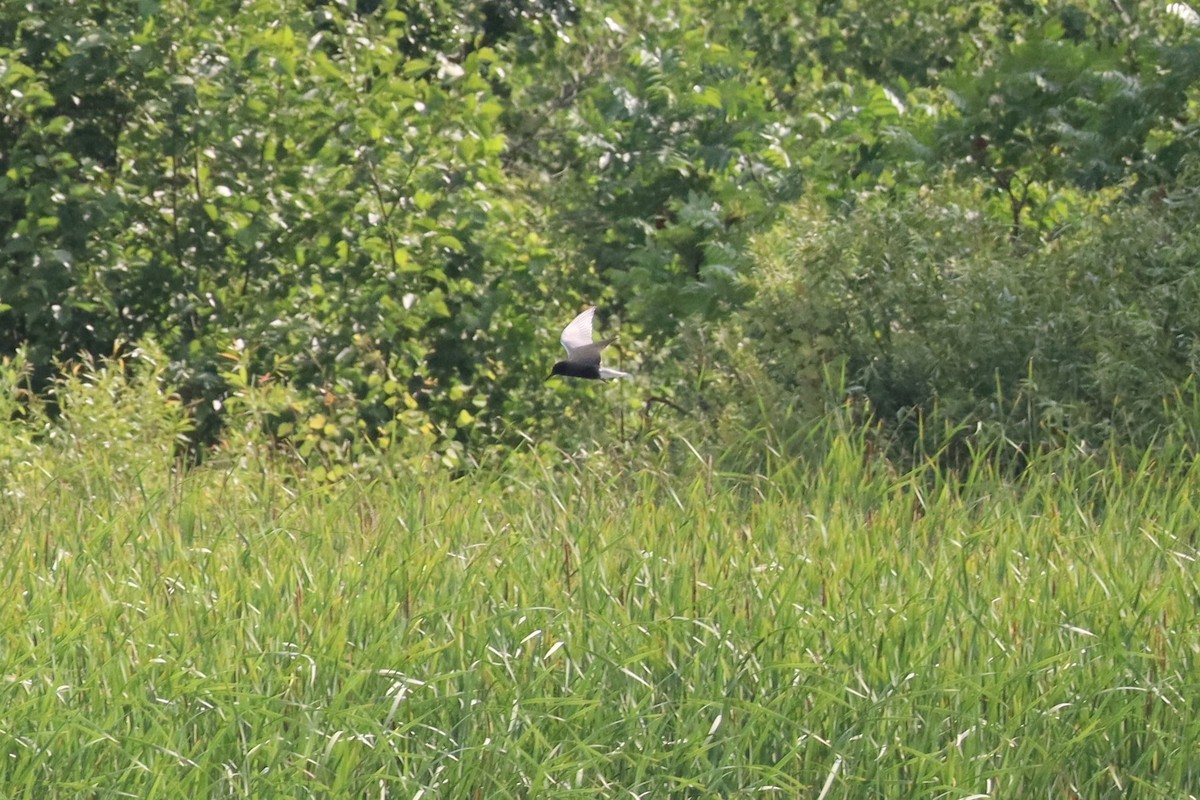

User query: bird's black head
[547,361,601,381]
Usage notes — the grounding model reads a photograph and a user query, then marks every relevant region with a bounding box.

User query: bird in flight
[548,306,630,381]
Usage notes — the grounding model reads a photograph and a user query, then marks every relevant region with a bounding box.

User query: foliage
[1,0,583,464]
[0,0,146,375]
[743,169,1200,455]
[6,2,1200,787]
[937,6,1200,236]
[2,386,1200,796]
[3,0,1200,464]
[502,8,802,329]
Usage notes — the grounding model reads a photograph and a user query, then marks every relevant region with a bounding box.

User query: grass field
[2,413,1199,798]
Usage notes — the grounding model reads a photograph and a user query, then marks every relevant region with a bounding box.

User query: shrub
[741,171,1200,456]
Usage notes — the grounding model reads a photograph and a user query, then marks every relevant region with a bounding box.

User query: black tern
[548,306,630,381]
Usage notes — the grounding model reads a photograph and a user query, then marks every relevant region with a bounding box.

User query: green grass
[2,421,1199,798]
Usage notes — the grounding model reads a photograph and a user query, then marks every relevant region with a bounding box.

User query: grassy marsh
[2,423,1198,798]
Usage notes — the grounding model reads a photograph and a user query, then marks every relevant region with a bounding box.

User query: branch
[643,395,689,416]
[1109,0,1132,27]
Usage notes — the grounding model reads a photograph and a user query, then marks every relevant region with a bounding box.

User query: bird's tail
[599,367,630,380]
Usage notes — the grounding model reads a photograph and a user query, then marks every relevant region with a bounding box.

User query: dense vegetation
[4,1,1200,795]
[2,374,1199,798]
[5,0,1200,464]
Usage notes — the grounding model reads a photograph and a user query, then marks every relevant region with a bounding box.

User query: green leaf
[435,234,464,253]
[403,58,431,76]
[693,85,722,109]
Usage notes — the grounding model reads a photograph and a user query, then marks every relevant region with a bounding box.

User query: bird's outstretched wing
[560,307,614,366]
[560,307,595,354]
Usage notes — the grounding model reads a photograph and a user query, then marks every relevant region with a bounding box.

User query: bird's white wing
[560,307,597,358]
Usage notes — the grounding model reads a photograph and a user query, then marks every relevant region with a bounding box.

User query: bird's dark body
[549,361,602,380]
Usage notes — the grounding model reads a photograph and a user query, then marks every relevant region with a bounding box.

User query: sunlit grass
[1,417,1198,798]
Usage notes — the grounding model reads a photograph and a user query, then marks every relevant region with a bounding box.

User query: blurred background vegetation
[3,0,1200,472]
